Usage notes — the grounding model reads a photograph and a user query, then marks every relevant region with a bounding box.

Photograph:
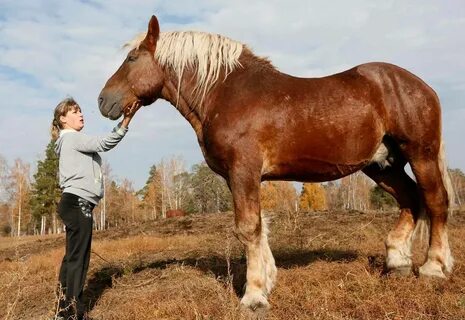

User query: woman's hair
[50,97,81,140]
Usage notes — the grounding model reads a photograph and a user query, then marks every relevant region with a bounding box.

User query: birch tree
[94,161,113,230]
[8,159,31,236]
[339,172,373,211]
[156,156,187,216]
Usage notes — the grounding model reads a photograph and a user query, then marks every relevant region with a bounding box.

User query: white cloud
[1,0,464,189]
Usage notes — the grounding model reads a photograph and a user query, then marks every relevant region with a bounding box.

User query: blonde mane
[125,31,244,105]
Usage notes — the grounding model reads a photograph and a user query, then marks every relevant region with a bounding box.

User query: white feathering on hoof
[261,211,277,295]
[438,140,456,214]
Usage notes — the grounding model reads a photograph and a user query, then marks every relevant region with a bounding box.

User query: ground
[1,210,464,320]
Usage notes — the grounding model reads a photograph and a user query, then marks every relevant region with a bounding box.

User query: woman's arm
[71,102,141,153]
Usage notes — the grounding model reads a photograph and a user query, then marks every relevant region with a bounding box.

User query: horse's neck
[161,72,206,142]
[159,56,269,138]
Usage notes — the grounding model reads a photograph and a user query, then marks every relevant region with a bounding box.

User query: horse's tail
[414,139,455,241]
[438,140,456,212]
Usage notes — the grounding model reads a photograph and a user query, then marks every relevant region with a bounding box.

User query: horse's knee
[234,219,261,244]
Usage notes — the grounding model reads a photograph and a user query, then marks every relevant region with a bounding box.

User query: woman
[51,97,140,319]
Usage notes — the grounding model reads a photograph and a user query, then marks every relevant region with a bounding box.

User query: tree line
[1,140,464,237]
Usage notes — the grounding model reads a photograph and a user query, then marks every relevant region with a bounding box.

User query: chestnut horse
[99,15,454,310]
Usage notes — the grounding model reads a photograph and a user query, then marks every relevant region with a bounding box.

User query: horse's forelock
[123,33,147,51]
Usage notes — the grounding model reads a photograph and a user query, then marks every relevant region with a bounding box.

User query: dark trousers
[58,192,95,318]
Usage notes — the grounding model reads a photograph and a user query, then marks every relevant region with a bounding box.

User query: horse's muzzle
[98,92,123,120]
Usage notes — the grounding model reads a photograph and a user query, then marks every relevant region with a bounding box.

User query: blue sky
[0,0,464,190]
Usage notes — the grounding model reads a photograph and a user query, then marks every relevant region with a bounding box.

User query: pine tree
[139,165,157,199]
[189,162,232,213]
[370,185,397,210]
[30,140,61,234]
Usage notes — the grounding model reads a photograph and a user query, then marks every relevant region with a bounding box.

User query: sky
[0,0,464,190]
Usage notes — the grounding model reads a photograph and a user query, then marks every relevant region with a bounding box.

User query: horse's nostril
[98,96,104,106]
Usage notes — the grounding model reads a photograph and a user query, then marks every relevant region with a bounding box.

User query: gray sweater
[55,125,128,204]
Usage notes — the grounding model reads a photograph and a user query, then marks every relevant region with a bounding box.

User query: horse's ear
[142,15,160,53]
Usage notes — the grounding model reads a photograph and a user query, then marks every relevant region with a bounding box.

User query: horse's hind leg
[363,164,420,275]
[409,156,452,278]
[228,166,277,311]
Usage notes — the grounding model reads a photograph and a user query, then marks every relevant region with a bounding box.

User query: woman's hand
[120,101,142,128]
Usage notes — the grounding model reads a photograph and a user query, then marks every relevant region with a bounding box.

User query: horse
[98,15,454,311]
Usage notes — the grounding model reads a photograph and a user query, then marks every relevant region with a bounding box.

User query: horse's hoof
[240,292,270,312]
[389,266,412,277]
[419,261,446,279]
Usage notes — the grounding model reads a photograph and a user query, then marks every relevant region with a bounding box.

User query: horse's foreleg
[229,168,276,311]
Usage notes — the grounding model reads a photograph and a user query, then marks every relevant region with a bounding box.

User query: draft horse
[99,15,454,310]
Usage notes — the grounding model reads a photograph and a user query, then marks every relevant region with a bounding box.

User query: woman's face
[60,106,84,131]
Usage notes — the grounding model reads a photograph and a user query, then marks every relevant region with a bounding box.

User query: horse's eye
[128,55,137,62]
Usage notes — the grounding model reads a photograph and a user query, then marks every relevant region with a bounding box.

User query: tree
[299,183,327,211]
[138,164,163,219]
[261,181,298,212]
[449,168,465,208]
[169,156,187,210]
[189,162,232,213]
[173,171,191,212]
[119,178,139,223]
[94,161,113,230]
[8,159,31,236]
[0,155,9,203]
[30,140,61,234]
[105,180,124,227]
[260,182,279,211]
[157,156,187,216]
[324,181,343,210]
[0,203,11,236]
[339,172,373,211]
[370,185,397,210]
[0,155,10,236]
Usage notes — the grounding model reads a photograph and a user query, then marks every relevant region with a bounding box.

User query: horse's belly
[261,157,367,182]
[260,139,394,182]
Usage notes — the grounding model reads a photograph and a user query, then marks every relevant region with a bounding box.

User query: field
[1,210,464,320]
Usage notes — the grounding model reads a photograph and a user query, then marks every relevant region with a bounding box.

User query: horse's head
[99,16,163,120]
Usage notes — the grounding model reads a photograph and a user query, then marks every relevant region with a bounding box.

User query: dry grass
[1,210,465,320]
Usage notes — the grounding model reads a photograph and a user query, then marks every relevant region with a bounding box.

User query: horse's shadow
[84,248,358,312]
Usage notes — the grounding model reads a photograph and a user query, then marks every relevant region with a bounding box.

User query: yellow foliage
[299,183,327,211]
[260,181,297,212]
